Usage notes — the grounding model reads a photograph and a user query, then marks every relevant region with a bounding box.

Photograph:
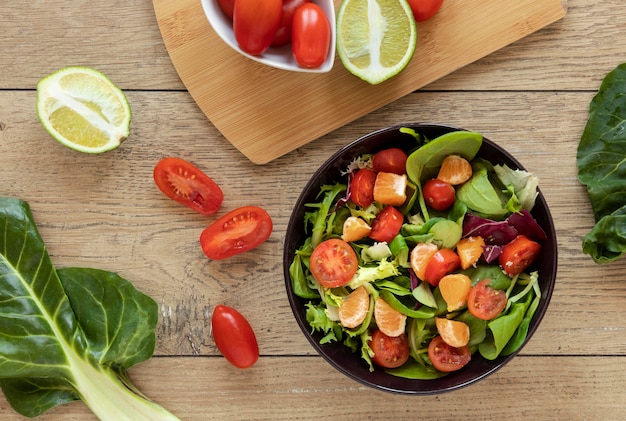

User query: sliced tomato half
[153,157,223,215]
[200,206,273,260]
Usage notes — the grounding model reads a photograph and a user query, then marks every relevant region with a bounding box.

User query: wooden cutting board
[153,0,567,164]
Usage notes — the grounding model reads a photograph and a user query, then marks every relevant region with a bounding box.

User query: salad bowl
[283,123,557,394]
[200,0,336,73]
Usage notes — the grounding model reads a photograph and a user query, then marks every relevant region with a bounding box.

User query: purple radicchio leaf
[482,244,503,263]
[507,209,547,242]
[462,213,519,245]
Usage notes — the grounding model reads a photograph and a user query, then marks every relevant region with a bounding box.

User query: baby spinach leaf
[577,63,626,263]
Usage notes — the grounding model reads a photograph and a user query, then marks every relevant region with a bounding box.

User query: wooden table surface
[1,0,625,420]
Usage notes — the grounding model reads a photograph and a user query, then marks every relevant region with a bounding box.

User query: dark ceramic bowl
[283,123,557,394]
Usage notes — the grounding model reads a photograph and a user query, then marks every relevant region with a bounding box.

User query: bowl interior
[200,0,336,73]
[283,123,557,394]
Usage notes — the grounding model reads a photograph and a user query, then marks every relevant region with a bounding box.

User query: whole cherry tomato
[406,0,445,22]
[291,3,331,68]
[233,0,282,55]
[217,0,235,20]
[423,178,455,211]
[372,148,408,175]
[272,0,311,47]
[212,304,259,368]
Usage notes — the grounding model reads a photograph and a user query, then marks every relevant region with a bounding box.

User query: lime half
[337,0,418,85]
[36,66,131,154]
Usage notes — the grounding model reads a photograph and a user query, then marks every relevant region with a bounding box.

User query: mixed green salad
[289,129,549,379]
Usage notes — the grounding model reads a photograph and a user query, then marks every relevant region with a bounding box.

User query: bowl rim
[283,122,558,394]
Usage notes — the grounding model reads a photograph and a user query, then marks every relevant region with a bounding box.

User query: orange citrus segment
[439,273,472,312]
[373,172,407,206]
[410,242,439,280]
[374,297,407,337]
[437,154,473,185]
[341,216,372,243]
[435,317,470,348]
[456,236,485,269]
[338,286,370,328]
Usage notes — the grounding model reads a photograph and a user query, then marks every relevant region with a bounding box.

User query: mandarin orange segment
[435,317,470,348]
[439,273,472,312]
[338,286,370,328]
[341,216,372,243]
[374,297,407,337]
[410,242,439,280]
[437,154,473,185]
[456,236,485,269]
[373,172,407,206]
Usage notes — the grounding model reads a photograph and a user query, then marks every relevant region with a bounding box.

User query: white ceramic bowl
[201,0,336,73]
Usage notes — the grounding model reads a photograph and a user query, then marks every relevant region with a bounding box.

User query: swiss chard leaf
[0,198,176,419]
[577,63,626,263]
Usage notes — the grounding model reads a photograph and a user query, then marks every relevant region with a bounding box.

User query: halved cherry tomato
[499,235,541,277]
[233,0,282,55]
[200,206,273,260]
[217,0,236,19]
[272,0,311,47]
[350,168,377,208]
[310,239,358,288]
[424,248,461,286]
[212,304,259,368]
[369,329,410,369]
[467,279,507,320]
[153,157,224,215]
[291,3,331,68]
[427,335,471,372]
[423,178,455,211]
[369,206,404,243]
[372,148,408,175]
[407,0,445,22]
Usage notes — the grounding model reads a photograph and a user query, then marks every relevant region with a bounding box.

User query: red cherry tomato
[233,0,282,55]
[310,239,359,288]
[217,0,236,19]
[369,329,410,368]
[424,248,461,286]
[372,148,408,175]
[499,235,541,276]
[212,304,259,368]
[272,0,311,47]
[153,157,224,215]
[467,279,507,321]
[428,335,471,372]
[423,178,455,211]
[406,0,445,22]
[350,168,377,208]
[291,3,331,68]
[369,206,404,243]
[200,206,273,260]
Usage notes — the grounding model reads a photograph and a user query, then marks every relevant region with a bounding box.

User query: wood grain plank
[1,1,624,93]
[153,0,566,163]
[0,356,623,420]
